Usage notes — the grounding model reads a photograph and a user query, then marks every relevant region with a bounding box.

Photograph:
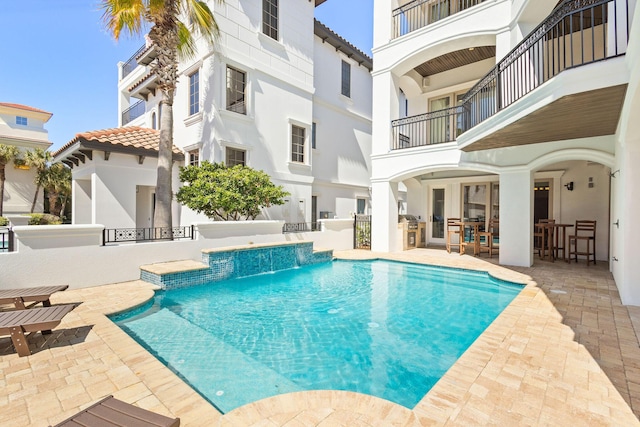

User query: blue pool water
[112,260,522,413]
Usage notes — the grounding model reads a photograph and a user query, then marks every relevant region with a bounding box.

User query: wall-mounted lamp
[564,181,574,191]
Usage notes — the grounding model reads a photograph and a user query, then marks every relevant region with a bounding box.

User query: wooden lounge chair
[0,285,69,309]
[0,304,75,357]
[50,395,180,427]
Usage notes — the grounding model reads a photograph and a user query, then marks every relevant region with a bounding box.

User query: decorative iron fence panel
[282,222,319,233]
[354,215,371,250]
[103,226,194,245]
[0,227,14,252]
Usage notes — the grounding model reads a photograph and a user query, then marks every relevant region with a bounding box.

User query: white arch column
[499,168,534,266]
[371,180,399,252]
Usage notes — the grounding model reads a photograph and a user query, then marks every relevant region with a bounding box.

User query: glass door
[430,187,446,244]
[429,97,450,144]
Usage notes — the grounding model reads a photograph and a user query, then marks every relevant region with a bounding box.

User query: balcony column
[371,180,400,252]
[499,169,533,267]
[371,71,399,155]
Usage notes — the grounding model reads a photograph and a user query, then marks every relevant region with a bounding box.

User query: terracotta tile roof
[54,126,182,157]
[128,71,157,92]
[0,102,52,116]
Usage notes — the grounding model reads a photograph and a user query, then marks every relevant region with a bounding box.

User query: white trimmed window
[263,0,278,40]
[226,66,247,115]
[188,70,200,116]
[291,125,305,163]
[226,147,246,166]
[188,149,199,166]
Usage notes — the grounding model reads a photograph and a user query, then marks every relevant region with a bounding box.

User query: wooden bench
[50,395,180,427]
[0,285,69,309]
[0,304,75,357]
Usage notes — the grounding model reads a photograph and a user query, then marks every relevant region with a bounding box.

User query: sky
[0,0,373,152]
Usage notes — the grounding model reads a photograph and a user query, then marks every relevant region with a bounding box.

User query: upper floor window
[189,70,200,116]
[291,125,305,163]
[16,116,27,126]
[188,149,199,166]
[341,60,351,98]
[226,66,247,115]
[263,0,278,40]
[226,147,246,167]
[151,112,157,129]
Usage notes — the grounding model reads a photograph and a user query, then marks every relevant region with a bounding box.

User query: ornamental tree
[176,161,289,220]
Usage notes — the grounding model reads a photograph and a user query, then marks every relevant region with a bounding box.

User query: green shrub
[27,213,62,225]
[0,216,7,226]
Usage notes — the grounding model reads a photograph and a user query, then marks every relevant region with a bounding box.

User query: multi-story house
[0,103,52,215]
[54,0,372,230]
[370,0,640,304]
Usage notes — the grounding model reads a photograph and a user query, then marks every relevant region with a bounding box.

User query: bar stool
[568,220,596,265]
[446,218,461,253]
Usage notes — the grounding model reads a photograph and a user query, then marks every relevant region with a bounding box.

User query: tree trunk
[154,97,174,231]
[30,184,41,213]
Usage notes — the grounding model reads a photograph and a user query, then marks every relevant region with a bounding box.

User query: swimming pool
[112,259,522,413]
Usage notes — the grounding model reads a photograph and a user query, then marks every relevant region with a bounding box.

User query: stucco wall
[1,219,354,290]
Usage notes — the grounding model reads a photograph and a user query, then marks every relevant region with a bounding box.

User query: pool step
[120,307,302,413]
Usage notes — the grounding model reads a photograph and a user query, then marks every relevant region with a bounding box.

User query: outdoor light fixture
[564,181,574,191]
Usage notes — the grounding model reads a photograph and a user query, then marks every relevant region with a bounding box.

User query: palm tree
[0,143,20,216]
[101,0,220,230]
[24,148,52,213]
[41,163,71,218]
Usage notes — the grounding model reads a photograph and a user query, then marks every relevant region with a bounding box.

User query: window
[225,147,246,166]
[311,122,317,149]
[357,199,366,214]
[291,125,305,163]
[263,0,278,40]
[188,149,199,166]
[189,70,199,116]
[151,112,157,130]
[341,60,351,98]
[226,66,246,114]
[16,116,27,126]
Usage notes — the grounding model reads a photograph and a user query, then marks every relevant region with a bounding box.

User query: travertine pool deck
[1,248,639,426]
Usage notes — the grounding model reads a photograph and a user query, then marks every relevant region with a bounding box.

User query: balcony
[121,45,146,79]
[391,0,629,151]
[128,72,159,101]
[393,0,487,39]
[121,100,146,126]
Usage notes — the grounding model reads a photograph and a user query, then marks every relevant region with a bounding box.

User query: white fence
[0,219,354,290]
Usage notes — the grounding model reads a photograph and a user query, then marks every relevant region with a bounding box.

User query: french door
[430,187,446,245]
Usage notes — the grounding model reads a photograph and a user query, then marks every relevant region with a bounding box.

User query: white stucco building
[54,0,372,230]
[0,103,52,215]
[371,0,640,304]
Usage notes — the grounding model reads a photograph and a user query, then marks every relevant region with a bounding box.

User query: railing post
[8,228,14,252]
[102,228,106,246]
[191,224,195,240]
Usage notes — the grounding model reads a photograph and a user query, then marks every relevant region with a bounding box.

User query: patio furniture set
[0,285,180,426]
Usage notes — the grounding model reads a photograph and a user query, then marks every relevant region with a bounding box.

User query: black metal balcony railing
[103,226,194,245]
[392,0,629,150]
[393,0,486,38]
[121,100,146,125]
[121,44,146,79]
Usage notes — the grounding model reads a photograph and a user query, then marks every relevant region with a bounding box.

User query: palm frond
[100,0,147,39]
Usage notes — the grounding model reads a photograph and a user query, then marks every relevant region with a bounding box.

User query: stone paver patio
[1,248,639,426]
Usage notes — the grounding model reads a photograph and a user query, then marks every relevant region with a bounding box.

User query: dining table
[455,221,483,256]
